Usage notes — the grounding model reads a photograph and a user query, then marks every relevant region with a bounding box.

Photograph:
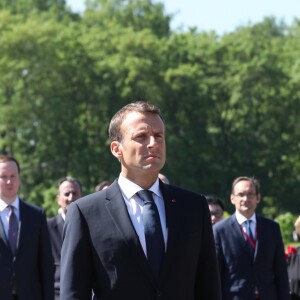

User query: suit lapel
[0,215,9,248]
[55,214,64,237]
[254,216,264,258]
[158,183,180,282]
[105,182,155,283]
[17,200,30,254]
[0,202,21,256]
[230,214,254,259]
[231,214,257,261]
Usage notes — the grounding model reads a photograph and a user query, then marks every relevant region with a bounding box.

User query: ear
[230,194,235,205]
[256,193,261,204]
[111,141,123,160]
[56,195,61,205]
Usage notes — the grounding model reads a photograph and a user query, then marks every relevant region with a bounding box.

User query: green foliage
[275,212,297,244]
[84,0,171,37]
[0,2,300,218]
[25,182,58,217]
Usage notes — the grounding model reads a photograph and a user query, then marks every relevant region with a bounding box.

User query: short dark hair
[57,176,82,194]
[231,176,260,195]
[206,195,224,211]
[109,101,164,142]
[95,180,113,192]
[0,155,21,174]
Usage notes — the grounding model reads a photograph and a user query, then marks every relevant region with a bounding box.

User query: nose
[148,136,157,147]
[68,193,75,201]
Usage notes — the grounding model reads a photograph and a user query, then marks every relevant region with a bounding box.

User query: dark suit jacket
[61,180,221,300]
[48,213,64,300]
[213,213,290,300]
[0,199,54,300]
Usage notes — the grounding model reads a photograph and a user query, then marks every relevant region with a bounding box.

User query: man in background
[47,176,82,300]
[95,180,112,192]
[0,155,54,300]
[213,176,289,300]
[206,195,224,225]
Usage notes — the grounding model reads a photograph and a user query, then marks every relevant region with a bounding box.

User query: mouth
[145,154,160,159]
[241,203,251,209]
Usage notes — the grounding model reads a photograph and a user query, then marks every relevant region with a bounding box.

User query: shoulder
[75,189,108,209]
[19,200,49,230]
[213,215,235,232]
[67,183,118,216]
[19,199,45,215]
[164,185,210,215]
[257,215,281,232]
[47,214,61,226]
[257,215,279,227]
[162,183,207,202]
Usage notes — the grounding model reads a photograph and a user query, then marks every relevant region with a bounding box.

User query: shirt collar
[0,196,20,212]
[118,174,162,199]
[235,210,256,225]
[61,211,66,221]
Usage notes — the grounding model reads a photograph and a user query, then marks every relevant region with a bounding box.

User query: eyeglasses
[0,176,18,182]
[210,211,223,217]
[234,193,257,199]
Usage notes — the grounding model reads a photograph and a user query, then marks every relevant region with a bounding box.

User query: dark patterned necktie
[8,205,18,256]
[137,190,164,280]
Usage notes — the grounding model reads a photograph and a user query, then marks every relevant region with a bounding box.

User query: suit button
[156,290,163,299]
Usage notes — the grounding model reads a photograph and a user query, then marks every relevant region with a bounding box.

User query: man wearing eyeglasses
[206,195,224,225]
[213,176,289,300]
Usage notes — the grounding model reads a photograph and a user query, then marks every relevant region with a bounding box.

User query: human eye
[155,133,165,141]
[134,132,147,141]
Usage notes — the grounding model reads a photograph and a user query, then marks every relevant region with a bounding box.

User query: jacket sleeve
[60,202,94,300]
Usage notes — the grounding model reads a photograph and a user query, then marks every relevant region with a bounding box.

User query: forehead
[209,204,222,211]
[122,111,165,132]
[59,181,80,192]
[233,180,255,192]
[0,161,19,173]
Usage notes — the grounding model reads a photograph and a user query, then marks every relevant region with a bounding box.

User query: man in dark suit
[0,155,54,300]
[47,176,82,300]
[61,101,221,300]
[213,176,290,300]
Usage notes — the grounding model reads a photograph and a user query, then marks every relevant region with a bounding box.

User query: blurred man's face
[0,161,20,203]
[209,204,224,225]
[231,180,260,219]
[57,181,82,214]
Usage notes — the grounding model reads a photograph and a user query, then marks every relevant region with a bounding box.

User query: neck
[121,170,158,189]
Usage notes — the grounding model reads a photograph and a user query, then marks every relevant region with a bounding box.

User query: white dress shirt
[118,174,167,257]
[0,197,20,238]
[235,210,256,239]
